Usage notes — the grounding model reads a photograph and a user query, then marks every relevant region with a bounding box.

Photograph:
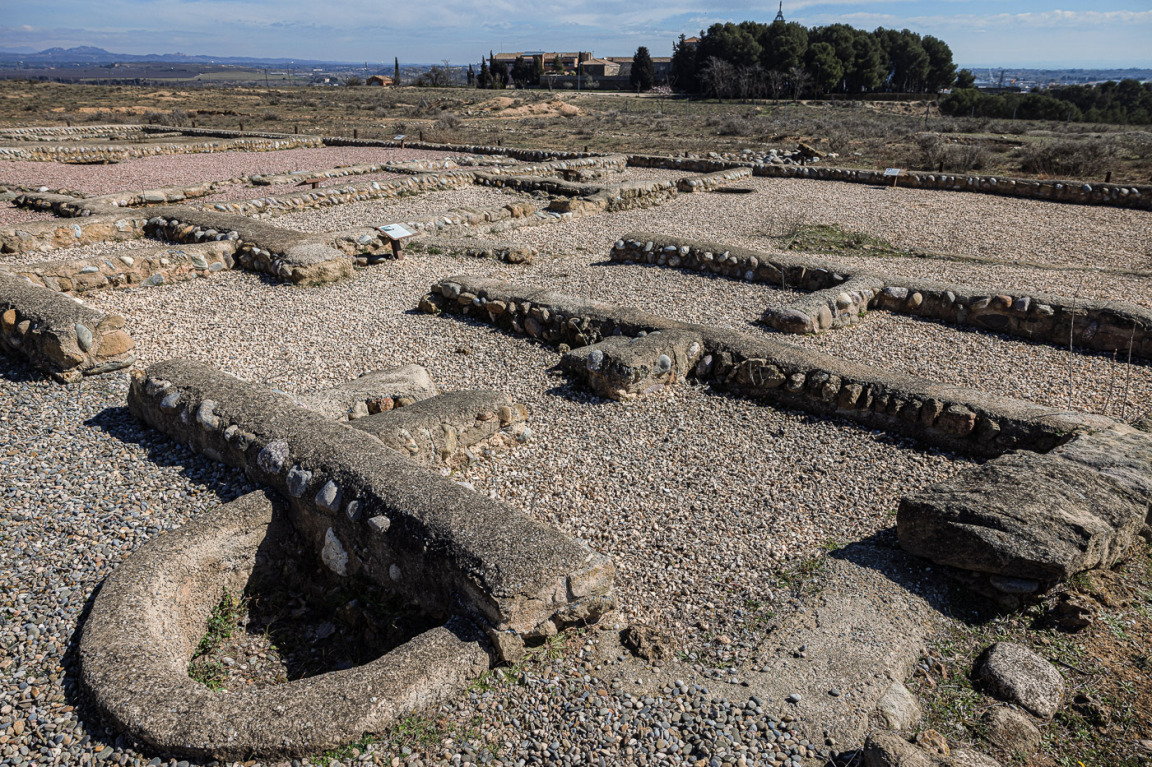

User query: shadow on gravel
[831,530,1012,628]
[0,358,49,385]
[84,405,254,504]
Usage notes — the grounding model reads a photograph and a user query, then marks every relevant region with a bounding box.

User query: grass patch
[910,546,1152,766]
[784,222,910,258]
[187,588,247,690]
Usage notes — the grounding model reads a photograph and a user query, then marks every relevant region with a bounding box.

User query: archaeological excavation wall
[418,274,1151,607]
[611,234,1152,360]
[75,359,615,759]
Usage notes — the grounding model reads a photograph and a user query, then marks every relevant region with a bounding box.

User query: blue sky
[3,0,1151,68]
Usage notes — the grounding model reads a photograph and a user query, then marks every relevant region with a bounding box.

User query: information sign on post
[884,168,904,188]
[377,224,416,260]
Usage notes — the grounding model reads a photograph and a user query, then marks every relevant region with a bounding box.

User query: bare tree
[416,60,457,88]
[700,57,736,100]
[766,70,787,100]
[788,65,812,100]
[736,64,764,100]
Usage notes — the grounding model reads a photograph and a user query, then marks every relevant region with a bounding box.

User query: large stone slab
[350,389,528,466]
[898,424,1152,592]
[0,213,145,254]
[128,360,614,634]
[560,330,703,400]
[297,365,440,421]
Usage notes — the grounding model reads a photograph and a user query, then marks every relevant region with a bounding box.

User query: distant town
[0,45,1149,94]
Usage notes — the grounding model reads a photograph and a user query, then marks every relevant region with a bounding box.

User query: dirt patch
[909,543,1152,766]
[49,105,166,115]
[477,97,582,118]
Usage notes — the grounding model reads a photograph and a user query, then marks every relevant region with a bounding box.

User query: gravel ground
[0,237,171,267]
[0,205,56,226]
[269,187,536,233]
[2,159,1146,767]
[0,148,457,195]
[0,254,967,766]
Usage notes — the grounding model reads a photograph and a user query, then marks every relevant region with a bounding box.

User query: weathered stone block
[898,425,1152,588]
[560,330,703,400]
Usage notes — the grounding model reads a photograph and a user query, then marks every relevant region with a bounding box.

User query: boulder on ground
[983,706,1041,755]
[897,425,1152,594]
[876,681,922,730]
[975,642,1064,719]
[863,731,934,767]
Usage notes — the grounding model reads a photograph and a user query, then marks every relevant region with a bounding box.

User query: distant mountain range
[0,45,353,67]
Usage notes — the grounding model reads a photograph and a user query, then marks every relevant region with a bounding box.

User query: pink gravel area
[316,170,404,188]
[0,205,57,225]
[195,170,407,204]
[0,147,456,195]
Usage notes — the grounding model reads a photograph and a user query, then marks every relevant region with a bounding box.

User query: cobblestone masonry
[420,274,1112,457]
[611,234,1152,360]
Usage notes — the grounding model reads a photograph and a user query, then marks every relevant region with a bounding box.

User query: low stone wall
[79,489,491,760]
[319,135,597,163]
[874,281,1152,359]
[0,136,323,163]
[4,241,236,293]
[14,181,235,218]
[485,154,629,178]
[0,124,153,142]
[127,359,615,634]
[87,181,235,209]
[475,173,601,198]
[0,270,136,382]
[195,170,478,219]
[613,233,1152,359]
[403,240,537,265]
[252,162,401,186]
[144,208,353,284]
[544,179,680,216]
[677,166,754,193]
[764,275,885,334]
[612,234,846,291]
[420,275,1113,457]
[627,153,1152,210]
[0,213,146,254]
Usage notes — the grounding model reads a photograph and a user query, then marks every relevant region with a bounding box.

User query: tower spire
[774,1,785,22]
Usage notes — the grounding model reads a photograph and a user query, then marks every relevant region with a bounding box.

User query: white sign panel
[377,224,415,241]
